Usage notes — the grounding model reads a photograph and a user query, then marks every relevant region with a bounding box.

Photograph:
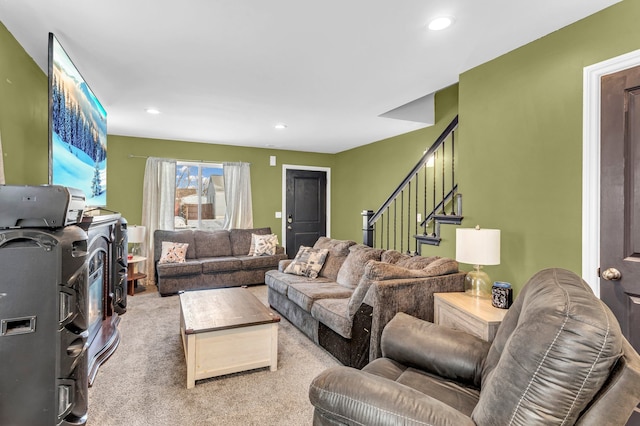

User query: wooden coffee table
[179,287,280,389]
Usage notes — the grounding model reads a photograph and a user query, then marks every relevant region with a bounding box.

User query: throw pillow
[284,246,329,278]
[396,255,440,269]
[313,237,356,280]
[380,250,405,264]
[248,232,277,255]
[365,258,459,280]
[336,245,384,289]
[252,234,279,256]
[158,241,189,264]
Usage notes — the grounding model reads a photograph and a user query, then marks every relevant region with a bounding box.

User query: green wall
[0,21,48,184]
[457,0,640,292]
[3,0,640,294]
[108,135,334,241]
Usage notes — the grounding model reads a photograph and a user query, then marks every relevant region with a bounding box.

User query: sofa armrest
[278,258,293,272]
[362,271,466,360]
[382,312,490,388]
[309,366,475,426]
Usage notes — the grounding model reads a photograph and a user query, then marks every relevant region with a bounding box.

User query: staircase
[363,115,462,254]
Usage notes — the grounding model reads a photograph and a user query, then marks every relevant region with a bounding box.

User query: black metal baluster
[386,206,390,250]
[441,142,446,215]
[393,200,397,251]
[414,175,418,254]
[400,190,404,254]
[380,212,384,249]
[432,151,436,236]
[451,130,456,214]
[423,162,427,235]
[407,182,411,254]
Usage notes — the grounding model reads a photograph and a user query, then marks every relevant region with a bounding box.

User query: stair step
[414,234,441,246]
[433,214,464,225]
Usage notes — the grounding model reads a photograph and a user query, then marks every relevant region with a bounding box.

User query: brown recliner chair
[309,268,640,425]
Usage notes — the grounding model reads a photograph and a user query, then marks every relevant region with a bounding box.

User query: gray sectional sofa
[265,237,466,369]
[154,227,287,295]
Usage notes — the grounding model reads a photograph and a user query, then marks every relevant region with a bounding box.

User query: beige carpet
[87,285,339,425]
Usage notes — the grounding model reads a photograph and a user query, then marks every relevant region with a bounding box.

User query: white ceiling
[0,0,620,154]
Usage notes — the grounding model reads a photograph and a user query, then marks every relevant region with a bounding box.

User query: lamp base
[464,266,492,298]
[130,243,141,257]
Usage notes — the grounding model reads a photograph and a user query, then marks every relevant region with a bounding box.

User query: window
[174,162,226,230]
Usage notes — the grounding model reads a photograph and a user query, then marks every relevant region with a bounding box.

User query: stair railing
[363,115,461,254]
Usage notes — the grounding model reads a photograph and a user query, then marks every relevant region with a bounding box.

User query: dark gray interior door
[600,64,640,425]
[285,169,327,258]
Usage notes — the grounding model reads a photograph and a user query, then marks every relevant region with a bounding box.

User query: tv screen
[48,33,107,207]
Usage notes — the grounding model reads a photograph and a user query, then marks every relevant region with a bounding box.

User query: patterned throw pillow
[158,242,189,264]
[253,234,279,256]
[284,246,329,278]
[248,232,275,255]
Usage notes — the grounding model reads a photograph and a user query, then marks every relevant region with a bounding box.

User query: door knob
[602,267,622,281]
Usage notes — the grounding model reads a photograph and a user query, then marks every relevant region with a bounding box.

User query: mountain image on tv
[50,34,107,206]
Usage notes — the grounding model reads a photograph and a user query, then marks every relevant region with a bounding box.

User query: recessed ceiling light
[274,123,287,130]
[145,108,160,114]
[428,16,455,31]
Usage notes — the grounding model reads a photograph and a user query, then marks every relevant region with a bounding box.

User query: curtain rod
[128,154,239,165]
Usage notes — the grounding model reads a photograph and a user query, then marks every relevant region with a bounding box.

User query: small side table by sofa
[127,255,147,296]
[434,292,508,342]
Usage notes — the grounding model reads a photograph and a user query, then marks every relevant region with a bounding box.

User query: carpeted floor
[87,285,339,425]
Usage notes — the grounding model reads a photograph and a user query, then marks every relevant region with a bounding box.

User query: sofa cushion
[158,241,189,264]
[284,246,329,279]
[311,298,352,339]
[230,227,271,256]
[396,255,440,269]
[397,368,480,417]
[194,230,232,258]
[336,245,384,289]
[313,237,356,281]
[265,270,333,295]
[200,257,243,273]
[237,254,283,270]
[365,258,458,281]
[154,229,196,260]
[288,282,353,312]
[380,250,405,264]
[156,260,202,277]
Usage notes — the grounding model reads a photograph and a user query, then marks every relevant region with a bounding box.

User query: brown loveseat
[154,227,287,295]
[310,268,640,425]
[265,237,465,369]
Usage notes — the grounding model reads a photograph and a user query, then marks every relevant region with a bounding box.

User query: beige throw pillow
[252,234,279,256]
[158,242,189,264]
[284,246,329,278]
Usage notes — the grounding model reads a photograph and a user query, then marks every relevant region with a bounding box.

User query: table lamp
[455,226,501,298]
[127,225,146,257]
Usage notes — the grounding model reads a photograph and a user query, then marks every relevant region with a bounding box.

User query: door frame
[582,48,640,297]
[281,164,331,252]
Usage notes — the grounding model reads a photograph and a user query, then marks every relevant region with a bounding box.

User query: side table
[127,255,147,296]
[434,292,508,342]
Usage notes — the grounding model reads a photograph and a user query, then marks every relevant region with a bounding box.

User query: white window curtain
[0,131,5,184]
[141,157,176,282]
[222,162,253,229]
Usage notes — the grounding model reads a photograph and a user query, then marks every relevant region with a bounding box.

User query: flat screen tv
[48,33,107,207]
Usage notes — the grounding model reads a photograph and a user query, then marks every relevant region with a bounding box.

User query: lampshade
[455,227,500,266]
[128,225,146,244]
